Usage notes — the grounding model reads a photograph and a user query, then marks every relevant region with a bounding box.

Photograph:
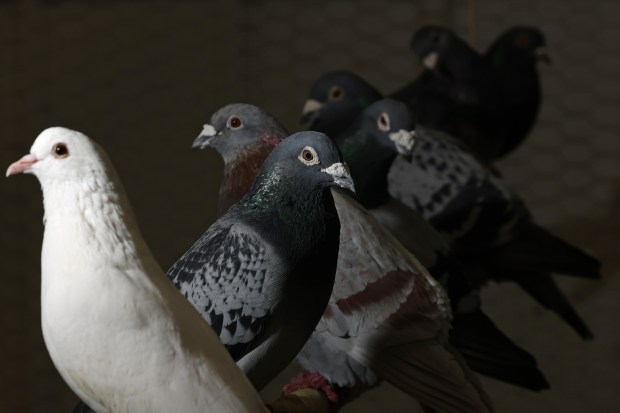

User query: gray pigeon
[192,104,288,216]
[167,130,354,391]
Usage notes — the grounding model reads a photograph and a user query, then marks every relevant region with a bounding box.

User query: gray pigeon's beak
[192,124,218,150]
[389,129,416,160]
[322,162,355,193]
[535,47,551,64]
[300,99,323,126]
[6,153,38,177]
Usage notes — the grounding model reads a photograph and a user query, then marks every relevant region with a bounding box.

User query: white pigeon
[6,127,269,413]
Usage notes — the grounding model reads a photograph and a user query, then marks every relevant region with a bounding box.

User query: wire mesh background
[1,0,618,411]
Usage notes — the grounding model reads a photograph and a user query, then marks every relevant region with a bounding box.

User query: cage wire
[1,1,619,412]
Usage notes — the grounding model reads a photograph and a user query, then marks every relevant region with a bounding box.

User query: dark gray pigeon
[167,130,354,391]
[387,126,600,339]
[300,70,382,138]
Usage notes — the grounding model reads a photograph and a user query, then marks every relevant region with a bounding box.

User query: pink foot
[283,371,339,403]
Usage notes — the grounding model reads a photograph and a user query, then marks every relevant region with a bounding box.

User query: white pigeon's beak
[423,51,439,70]
[389,129,417,157]
[300,99,323,125]
[192,124,219,150]
[322,162,355,193]
[6,153,38,177]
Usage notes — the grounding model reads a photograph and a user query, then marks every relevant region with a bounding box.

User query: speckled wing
[319,190,451,350]
[387,125,522,247]
[167,221,280,360]
[304,191,492,412]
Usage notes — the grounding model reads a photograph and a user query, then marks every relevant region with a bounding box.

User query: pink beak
[6,154,38,177]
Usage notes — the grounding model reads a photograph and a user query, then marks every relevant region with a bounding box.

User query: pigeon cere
[3,4,617,413]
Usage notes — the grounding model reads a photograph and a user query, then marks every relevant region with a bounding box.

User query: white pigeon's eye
[377,112,391,132]
[298,146,320,166]
[228,116,242,129]
[328,86,344,101]
[52,143,69,159]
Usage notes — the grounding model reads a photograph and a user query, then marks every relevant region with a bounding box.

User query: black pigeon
[484,26,550,158]
[400,25,504,163]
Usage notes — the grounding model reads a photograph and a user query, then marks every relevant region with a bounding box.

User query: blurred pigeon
[387,126,600,339]
[333,98,549,390]
[301,70,382,138]
[484,26,550,158]
[403,25,504,162]
[168,130,353,392]
[198,103,549,409]
[6,127,269,413]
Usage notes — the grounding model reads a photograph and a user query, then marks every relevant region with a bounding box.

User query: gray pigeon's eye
[228,116,242,129]
[53,143,69,159]
[328,86,344,101]
[377,113,391,132]
[432,32,441,44]
[298,146,320,166]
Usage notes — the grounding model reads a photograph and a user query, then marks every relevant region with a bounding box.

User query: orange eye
[328,86,344,101]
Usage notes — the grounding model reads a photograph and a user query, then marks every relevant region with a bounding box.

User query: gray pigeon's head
[193,103,288,163]
[6,127,109,183]
[301,71,382,137]
[360,99,416,157]
[410,25,463,70]
[255,131,355,195]
[488,26,549,65]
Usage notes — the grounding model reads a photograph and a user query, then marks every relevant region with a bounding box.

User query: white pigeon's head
[6,127,106,182]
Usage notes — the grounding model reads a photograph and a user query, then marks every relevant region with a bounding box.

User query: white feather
[19,127,268,413]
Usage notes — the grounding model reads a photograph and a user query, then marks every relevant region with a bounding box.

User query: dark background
[1,1,618,411]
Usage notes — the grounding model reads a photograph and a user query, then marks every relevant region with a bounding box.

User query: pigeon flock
[7,25,600,413]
